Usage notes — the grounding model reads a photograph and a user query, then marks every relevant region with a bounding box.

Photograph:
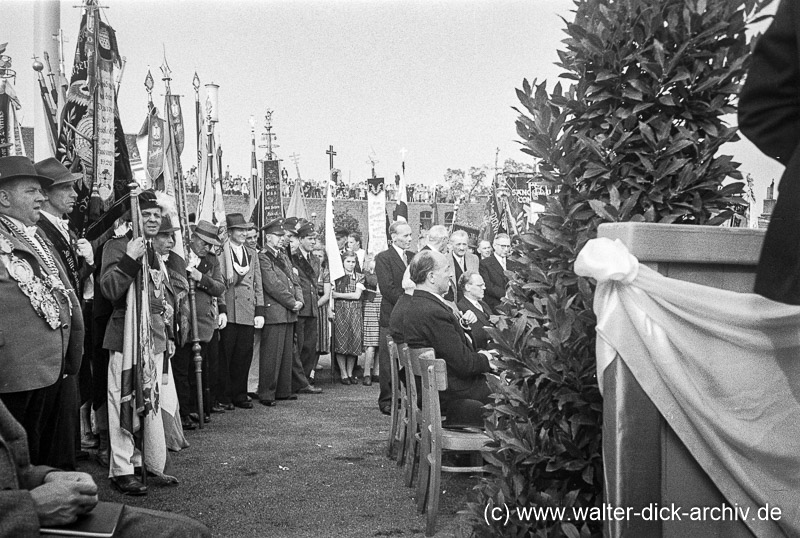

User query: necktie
[58,219,70,233]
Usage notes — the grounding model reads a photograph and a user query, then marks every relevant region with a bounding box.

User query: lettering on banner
[262,160,283,221]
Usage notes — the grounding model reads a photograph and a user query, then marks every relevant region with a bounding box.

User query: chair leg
[386,402,398,458]
[395,403,407,466]
[403,415,418,487]
[425,443,442,536]
[416,427,430,514]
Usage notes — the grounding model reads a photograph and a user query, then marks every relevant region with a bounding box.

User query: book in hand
[40,501,123,537]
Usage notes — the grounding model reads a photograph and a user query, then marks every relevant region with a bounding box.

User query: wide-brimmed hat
[262,217,285,236]
[0,156,54,188]
[226,213,253,230]
[193,220,221,246]
[157,215,181,235]
[34,157,82,188]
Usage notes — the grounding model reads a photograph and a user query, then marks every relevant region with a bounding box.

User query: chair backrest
[387,335,400,389]
[406,347,432,378]
[419,357,447,436]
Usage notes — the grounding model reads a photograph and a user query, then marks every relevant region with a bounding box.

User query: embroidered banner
[262,159,283,222]
[367,176,388,255]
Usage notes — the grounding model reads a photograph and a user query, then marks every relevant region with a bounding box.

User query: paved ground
[78,356,477,537]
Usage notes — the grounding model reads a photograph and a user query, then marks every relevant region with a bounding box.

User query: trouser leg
[378,325,391,408]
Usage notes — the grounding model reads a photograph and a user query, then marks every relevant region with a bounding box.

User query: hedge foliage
[468,0,771,536]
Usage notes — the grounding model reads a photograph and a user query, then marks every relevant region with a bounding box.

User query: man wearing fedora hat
[34,157,97,470]
[172,220,226,425]
[218,213,264,410]
[0,156,84,469]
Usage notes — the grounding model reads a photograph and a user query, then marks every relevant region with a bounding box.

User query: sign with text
[262,160,283,222]
[506,173,550,204]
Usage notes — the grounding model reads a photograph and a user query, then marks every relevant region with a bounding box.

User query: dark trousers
[219,323,255,404]
[79,301,93,407]
[172,340,211,417]
[295,315,318,379]
[1,375,64,467]
[259,323,294,400]
[378,325,392,409]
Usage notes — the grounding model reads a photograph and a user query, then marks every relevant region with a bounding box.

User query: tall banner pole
[163,60,205,428]
[128,182,147,486]
[193,72,201,174]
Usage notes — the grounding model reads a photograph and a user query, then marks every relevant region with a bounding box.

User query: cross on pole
[326,145,336,171]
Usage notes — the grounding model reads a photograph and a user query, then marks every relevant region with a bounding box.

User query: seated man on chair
[0,399,209,537]
[404,250,497,412]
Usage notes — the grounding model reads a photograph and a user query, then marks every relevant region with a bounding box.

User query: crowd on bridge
[0,154,517,536]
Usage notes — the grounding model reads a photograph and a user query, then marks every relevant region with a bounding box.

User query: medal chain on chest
[1,216,59,276]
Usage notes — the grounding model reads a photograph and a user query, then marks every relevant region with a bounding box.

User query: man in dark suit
[171,220,226,427]
[456,272,494,350]
[739,0,800,304]
[291,222,322,379]
[35,158,95,469]
[404,250,497,412]
[375,220,415,414]
[0,398,211,537]
[258,219,305,406]
[479,233,512,313]
[0,156,83,470]
[448,229,480,303]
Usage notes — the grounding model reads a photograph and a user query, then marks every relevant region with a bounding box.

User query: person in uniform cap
[34,157,95,470]
[0,156,84,468]
[172,220,225,425]
[257,218,305,405]
[218,213,264,409]
[99,188,174,495]
[291,222,325,381]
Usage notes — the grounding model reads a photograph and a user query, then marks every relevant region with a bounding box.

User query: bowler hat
[193,220,221,246]
[34,157,82,188]
[0,156,54,188]
[158,215,180,235]
[262,217,285,236]
[226,213,253,230]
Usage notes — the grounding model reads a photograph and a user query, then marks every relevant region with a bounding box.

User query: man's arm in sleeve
[376,253,401,307]
[198,256,226,297]
[259,253,298,309]
[99,239,139,302]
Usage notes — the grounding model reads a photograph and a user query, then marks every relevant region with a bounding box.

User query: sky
[4,0,785,219]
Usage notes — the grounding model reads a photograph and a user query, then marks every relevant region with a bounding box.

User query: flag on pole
[325,169,345,282]
[0,77,25,157]
[393,161,409,222]
[56,2,132,234]
[162,94,186,259]
[286,179,309,220]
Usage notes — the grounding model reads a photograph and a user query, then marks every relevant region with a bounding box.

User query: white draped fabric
[575,237,800,537]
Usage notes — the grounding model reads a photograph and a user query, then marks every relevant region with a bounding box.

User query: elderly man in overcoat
[0,156,84,469]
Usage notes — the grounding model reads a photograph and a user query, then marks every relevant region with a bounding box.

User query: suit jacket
[447,251,480,302]
[0,220,83,393]
[291,248,320,318]
[178,251,225,343]
[260,247,303,325]
[404,289,491,396]
[37,215,93,301]
[218,245,265,325]
[376,246,415,327]
[99,236,168,354]
[0,398,58,536]
[457,297,494,350]
[739,0,800,303]
[389,292,414,345]
[479,255,509,312]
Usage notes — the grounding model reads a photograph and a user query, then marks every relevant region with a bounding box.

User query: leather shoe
[110,475,147,496]
[233,400,253,409]
[259,399,276,407]
[188,412,211,423]
[380,406,391,416]
[181,416,197,430]
[222,403,235,411]
[298,385,322,394]
[210,403,226,414]
[277,394,298,401]
[362,375,372,386]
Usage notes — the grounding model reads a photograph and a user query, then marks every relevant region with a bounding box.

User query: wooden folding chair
[385,335,407,460]
[400,344,422,486]
[418,356,490,537]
